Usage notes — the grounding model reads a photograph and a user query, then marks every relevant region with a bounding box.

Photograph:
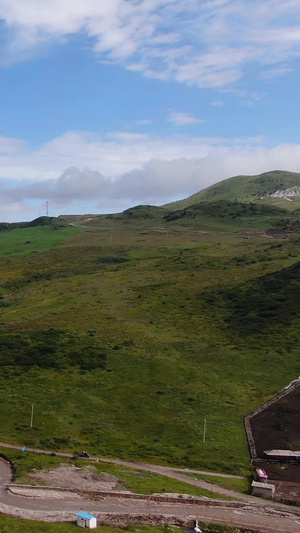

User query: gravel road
[1,448,300,531]
[0,441,270,503]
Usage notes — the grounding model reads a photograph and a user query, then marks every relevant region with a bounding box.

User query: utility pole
[30,404,34,428]
[203,418,207,444]
[46,202,49,216]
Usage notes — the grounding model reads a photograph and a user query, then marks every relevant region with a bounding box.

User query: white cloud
[167,111,204,126]
[0,0,299,86]
[0,129,300,220]
[220,89,266,106]
[0,130,227,183]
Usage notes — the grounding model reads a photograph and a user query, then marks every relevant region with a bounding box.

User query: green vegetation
[1,189,300,476]
[0,223,83,256]
[122,205,168,219]
[0,516,79,533]
[188,474,251,494]
[0,447,68,480]
[87,461,232,499]
[202,258,300,335]
[163,200,288,231]
[0,519,255,533]
[0,330,107,371]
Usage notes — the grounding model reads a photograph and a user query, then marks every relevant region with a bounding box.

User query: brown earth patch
[250,387,300,459]
[271,479,300,505]
[250,384,300,501]
[28,464,126,491]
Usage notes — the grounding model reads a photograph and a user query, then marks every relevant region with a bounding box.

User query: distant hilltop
[164,170,300,211]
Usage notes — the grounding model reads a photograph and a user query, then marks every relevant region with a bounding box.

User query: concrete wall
[252,481,275,499]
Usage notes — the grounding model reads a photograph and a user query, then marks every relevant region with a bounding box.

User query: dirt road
[1,448,300,531]
[0,443,300,533]
[0,461,300,532]
[0,441,263,503]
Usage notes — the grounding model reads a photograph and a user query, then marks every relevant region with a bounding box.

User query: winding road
[1,444,300,532]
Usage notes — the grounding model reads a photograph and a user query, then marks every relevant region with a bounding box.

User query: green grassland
[0,519,253,533]
[88,464,231,498]
[0,516,80,533]
[1,206,300,476]
[0,224,84,257]
[188,474,251,494]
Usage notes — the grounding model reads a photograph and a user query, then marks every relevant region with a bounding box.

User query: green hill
[0,215,299,474]
[122,205,167,220]
[165,170,300,210]
[2,178,300,475]
[163,200,289,231]
[201,259,300,335]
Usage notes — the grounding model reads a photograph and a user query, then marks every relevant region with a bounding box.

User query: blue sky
[0,0,300,220]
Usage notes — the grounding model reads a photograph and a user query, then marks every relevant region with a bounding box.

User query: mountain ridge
[164,170,300,211]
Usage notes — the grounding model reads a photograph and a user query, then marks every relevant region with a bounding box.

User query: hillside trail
[68,218,276,239]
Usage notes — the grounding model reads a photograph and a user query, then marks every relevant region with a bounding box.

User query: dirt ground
[27,464,126,492]
[250,385,300,502]
[250,387,300,458]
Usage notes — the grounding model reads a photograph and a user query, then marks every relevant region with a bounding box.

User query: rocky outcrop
[270,186,300,198]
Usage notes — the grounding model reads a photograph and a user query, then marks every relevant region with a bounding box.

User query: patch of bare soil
[28,464,125,492]
[249,384,300,504]
[251,387,300,457]
[272,480,300,505]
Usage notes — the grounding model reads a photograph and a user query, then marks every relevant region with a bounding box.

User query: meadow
[188,474,251,495]
[0,224,84,257]
[0,210,300,476]
[0,518,253,533]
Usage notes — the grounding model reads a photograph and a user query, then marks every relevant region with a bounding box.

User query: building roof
[264,449,300,457]
[77,511,95,520]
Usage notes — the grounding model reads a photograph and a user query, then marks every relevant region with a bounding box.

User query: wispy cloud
[0,1,299,87]
[167,110,204,126]
[220,89,266,106]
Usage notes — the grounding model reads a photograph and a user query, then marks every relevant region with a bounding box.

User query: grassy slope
[0,225,84,257]
[69,200,295,233]
[189,474,251,494]
[166,170,300,210]
[1,214,300,475]
[0,517,80,533]
[163,200,290,232]
[0,519,250,533]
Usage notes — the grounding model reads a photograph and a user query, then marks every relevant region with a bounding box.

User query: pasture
[0,215,299,475]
